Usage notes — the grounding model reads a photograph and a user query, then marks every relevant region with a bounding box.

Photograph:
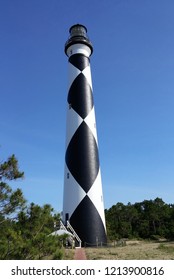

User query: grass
[158,243,174,254]
[45,248,75,260]
[63,248,75,260]
[84,240,174,260]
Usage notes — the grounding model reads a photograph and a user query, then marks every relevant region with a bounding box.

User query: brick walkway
[74,248,87,260]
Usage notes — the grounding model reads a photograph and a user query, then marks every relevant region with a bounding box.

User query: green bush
[52,249,63,260]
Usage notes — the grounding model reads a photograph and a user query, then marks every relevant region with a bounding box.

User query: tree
[105,198,174,241]
[0,154,24,181]
[105,202,135,239]
[0,154,26,259]
[0,154,25,219]
[2,203,63,260]
[0,153,65,260]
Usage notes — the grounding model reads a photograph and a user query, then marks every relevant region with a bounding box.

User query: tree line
[105,198,174,241]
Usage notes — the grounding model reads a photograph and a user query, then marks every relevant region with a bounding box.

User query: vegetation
[105,198,174,241]
[85,240,174,260]
[0,154,65,260]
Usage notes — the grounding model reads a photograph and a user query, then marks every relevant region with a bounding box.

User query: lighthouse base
[68,196,107,247]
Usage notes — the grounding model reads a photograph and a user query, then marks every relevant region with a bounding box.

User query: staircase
[59,220,81,248]
[66,221,81,248]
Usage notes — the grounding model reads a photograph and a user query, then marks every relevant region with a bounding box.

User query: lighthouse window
[67,173,69,179]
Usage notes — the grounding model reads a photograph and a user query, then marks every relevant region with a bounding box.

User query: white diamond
[82,66,93,90]
[65,107,83,148]
[84,107,98,144]
[68,63,81,91]
[63,164,86,221]
[87,170,106,230]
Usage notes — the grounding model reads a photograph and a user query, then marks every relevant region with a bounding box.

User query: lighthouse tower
[63,24,107,246]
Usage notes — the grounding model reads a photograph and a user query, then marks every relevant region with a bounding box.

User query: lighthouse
[63,24,107,246]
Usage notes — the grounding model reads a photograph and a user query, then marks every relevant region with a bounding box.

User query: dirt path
[74,248,87,260]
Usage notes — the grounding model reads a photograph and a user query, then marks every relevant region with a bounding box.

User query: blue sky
[0,0,174,213]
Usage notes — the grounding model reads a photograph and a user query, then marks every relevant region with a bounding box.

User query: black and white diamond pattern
[63,53,107,245]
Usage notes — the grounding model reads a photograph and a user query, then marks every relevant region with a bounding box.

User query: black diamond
[66,122,99,192]
[70,196,107,246]
[69,54,89,71]
[68,73,93,119]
